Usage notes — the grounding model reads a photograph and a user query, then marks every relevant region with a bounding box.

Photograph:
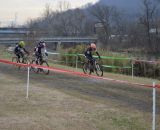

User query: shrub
[59,45,160,79]
[60,45,131,74]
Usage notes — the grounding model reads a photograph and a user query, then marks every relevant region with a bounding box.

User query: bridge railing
[0,37,97,44]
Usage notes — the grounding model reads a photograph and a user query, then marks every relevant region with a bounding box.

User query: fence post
[65,55,68,65]
[76,54,78,69]
[132,60,134,79]
[26,64,30,99]
[152,82,156,130]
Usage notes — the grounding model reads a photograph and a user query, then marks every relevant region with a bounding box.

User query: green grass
[49,62,159,85]
[111,116,146,130]
[0,49,159,86]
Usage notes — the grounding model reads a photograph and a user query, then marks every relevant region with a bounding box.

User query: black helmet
[39,40,44,43]
[38,40,46,47]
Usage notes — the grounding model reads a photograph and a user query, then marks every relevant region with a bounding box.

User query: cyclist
[14,41,29,61]
[84,43,101,67]
[34,40,48,63]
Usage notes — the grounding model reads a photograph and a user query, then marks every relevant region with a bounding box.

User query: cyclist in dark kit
[84,43,101,66]
[34,40,48,63]
[14,41,29,60]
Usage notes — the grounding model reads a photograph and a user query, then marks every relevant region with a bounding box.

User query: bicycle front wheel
[41,61,49,75]
[31,60,39,73]
[83,62,91,75]
[21,58,30,71]
[12,57,20,69]
[95,62,103,76]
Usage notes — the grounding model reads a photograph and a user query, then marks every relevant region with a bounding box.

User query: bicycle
[31,53,50,75]
[12,54,30,70]
[83,58,103,76]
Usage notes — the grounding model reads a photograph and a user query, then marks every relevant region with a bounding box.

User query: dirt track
[0,63,160,129]
[0,63,159,113]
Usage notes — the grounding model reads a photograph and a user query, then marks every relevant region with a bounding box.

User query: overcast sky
[0,0,98,27]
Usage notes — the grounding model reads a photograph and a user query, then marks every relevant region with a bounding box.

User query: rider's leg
[38,54,43,71]
[90,59,95,72]
[86,56,94,72]
[39,54,43,64]
[91,58,96,65]
[36,57,39,64]
[16,53,21,62]
[35,53,40,64]
[20,52,24,63]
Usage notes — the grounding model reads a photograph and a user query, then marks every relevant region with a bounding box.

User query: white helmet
[90,43,96,49]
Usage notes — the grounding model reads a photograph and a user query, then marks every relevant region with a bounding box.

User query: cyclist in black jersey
[34,40,48,63]
[84,43,101,64]
[14,41,29,60]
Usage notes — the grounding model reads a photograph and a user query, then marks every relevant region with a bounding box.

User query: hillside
[98,0,160,15]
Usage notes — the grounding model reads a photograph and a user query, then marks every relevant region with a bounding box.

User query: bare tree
[53,9,90,36]
[25,0,94,37]
[139,0,157,52]
[43,3,52,18]
[89,4,114,48]
[90,4,126,49]
[57,1,71,12]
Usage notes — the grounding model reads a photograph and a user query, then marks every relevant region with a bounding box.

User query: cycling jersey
[84,47,100,62]
[34,42,47,62]
[34,43,47,54]
[14,44,28,59]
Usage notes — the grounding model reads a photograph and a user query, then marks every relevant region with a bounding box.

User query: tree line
[26,0,160,54]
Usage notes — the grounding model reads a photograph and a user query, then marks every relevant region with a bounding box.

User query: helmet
[90,43,96,49]
[42,42,46,47]
[39,40,46,47]
[18,41,25,48]
[39,40,44,43]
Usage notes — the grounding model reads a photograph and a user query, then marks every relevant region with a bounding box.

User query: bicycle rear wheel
[12,57,20,69]
[95,62,103,76]
[21,58,30,71]
[83,62,91,75]
[41,61,49,75]
[31,60,39,73]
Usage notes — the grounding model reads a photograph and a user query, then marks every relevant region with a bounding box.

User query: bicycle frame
[35,53,48,64]
[89,59,98,72]
[83,58,103,76]
[31,53,49,75]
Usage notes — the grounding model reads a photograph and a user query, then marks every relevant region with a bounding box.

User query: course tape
[0,59,28,67]
[0,59,159,89]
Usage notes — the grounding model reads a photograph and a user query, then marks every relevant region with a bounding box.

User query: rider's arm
[43,47,48,56]
[95,51,101,59]
[44,47,47,53]
[34,47,37,52]
[23,48,29,55]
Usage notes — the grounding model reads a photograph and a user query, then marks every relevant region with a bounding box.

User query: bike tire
[82,62,91,75]
[31,60,39,73]
[12,57,20,69]
[95,62,103,76]
[21,58,30,71]
[41,61,49,75]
